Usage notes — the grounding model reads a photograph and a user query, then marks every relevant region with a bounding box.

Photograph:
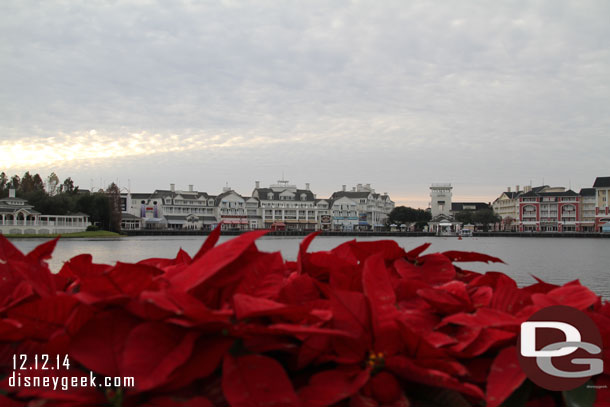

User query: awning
[271,222,286,226]
[223,219,248,224]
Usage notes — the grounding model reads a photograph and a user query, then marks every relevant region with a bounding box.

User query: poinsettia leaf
[0,234,25,261]
[192,222,223,261]
[498,379,532,407]
[297,231,321,274]
[222,354,300,407]
[362,254,402,354]
[442,251,505,264]
[26,237,59,264]
[404,242,431,260]
[486,346,526,407]
[531,284,599,310]
[562,380,596,407]
[299,367,370,406]
[69,309,140,377]
[406,384,473,407]
[120,322,199,392]
[171,230,268,292]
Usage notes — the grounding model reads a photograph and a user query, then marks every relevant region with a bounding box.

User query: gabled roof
[253,188,315,201]
[215,190,244,205]
[330,191,371,199]
[593,177,610,188]
[579,188,596,196]
[537,189,579,197]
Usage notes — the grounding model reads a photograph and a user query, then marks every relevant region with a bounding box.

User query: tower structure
[430,183,453,217]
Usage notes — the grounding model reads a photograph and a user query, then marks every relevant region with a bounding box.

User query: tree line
[0,171,122,232]
[386,205,501,231]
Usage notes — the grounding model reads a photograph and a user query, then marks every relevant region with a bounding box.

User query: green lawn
[3,230,123,239]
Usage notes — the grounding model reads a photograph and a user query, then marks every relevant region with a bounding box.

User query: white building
[122,184,217,230]
[579,188,596,232]
[492,186,522,231]
[215,187,249,230]
[251,180,330,231]
[0,189,90,235]
[329,184,394,231]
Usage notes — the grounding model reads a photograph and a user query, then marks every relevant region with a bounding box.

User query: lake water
[8,235,610,298]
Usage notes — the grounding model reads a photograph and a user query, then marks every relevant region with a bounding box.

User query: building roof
[579,188,596,196]
[451,202,490,211]
[331,191,371,199]
[254,188,316,201]
[593,177,610,188]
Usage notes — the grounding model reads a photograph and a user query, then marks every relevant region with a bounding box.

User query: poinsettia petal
[299,367,370,407]
[170,230,268,292]
[442,251,504,264]
[120,322,199,392]
[531,284,599,310]
[192,223,223,261]
[362,254,402,355]
[70,309,139,377]
[222,354,300,407]
[485,346,526,407]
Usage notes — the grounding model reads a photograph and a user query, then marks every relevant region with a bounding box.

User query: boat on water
[459,229,473,237]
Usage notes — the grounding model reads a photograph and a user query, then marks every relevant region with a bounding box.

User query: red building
[518,186,580,232]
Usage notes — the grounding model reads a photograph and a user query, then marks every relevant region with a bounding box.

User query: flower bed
[0,229,608,406]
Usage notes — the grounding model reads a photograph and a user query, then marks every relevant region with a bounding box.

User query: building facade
[329,184,394,231]
[518,186,580,232]
[0,189,90,235]
[252,180,325,231]
[593,177,610,232]
[579,188,596,232]
[492,186,522,231]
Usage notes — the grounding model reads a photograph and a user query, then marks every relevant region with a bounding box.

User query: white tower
[430,183,452,217]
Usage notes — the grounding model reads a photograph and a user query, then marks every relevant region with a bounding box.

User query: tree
[60,177,77,194]
[0,172,7,197]
[20,172,35,194]
[472,209,501,232]
[387,206,431,230]
[106,182,122,233]
[9,175,20,190]
[454,211,474,225]
[32,173,45,192]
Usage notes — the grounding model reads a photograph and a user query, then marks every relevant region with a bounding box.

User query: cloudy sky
[2,0,609,207]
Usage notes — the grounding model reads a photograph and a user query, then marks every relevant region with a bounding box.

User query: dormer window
[268,193,273,200]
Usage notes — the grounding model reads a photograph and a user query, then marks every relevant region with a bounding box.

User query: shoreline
[2,230,123,239]
[122,230,610,238]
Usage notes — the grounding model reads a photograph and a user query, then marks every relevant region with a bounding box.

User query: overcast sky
[2,0,609,208]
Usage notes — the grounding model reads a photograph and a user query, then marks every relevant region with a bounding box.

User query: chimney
[9,188,16,198]
[188,184,193,192]
[507,187,511,192]
[170,183,175,192]
[342,185,346,192]
[516,185,520,192]
[365,183,371,189]
[255,181,260,189]
[305,183,310,190]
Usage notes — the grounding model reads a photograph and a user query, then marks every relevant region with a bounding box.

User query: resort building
[251,180,324,231]
[593,176,610,232]
[428,183,490,234]
[0,189,90,235]
[579,188,596,232]
[215,187,249,231]
[492,186,522,231]
[329,184,394,231]
[121,184,217,230]
[518,186,580,232]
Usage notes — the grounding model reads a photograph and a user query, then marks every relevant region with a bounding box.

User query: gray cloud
[1,0,609,206]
